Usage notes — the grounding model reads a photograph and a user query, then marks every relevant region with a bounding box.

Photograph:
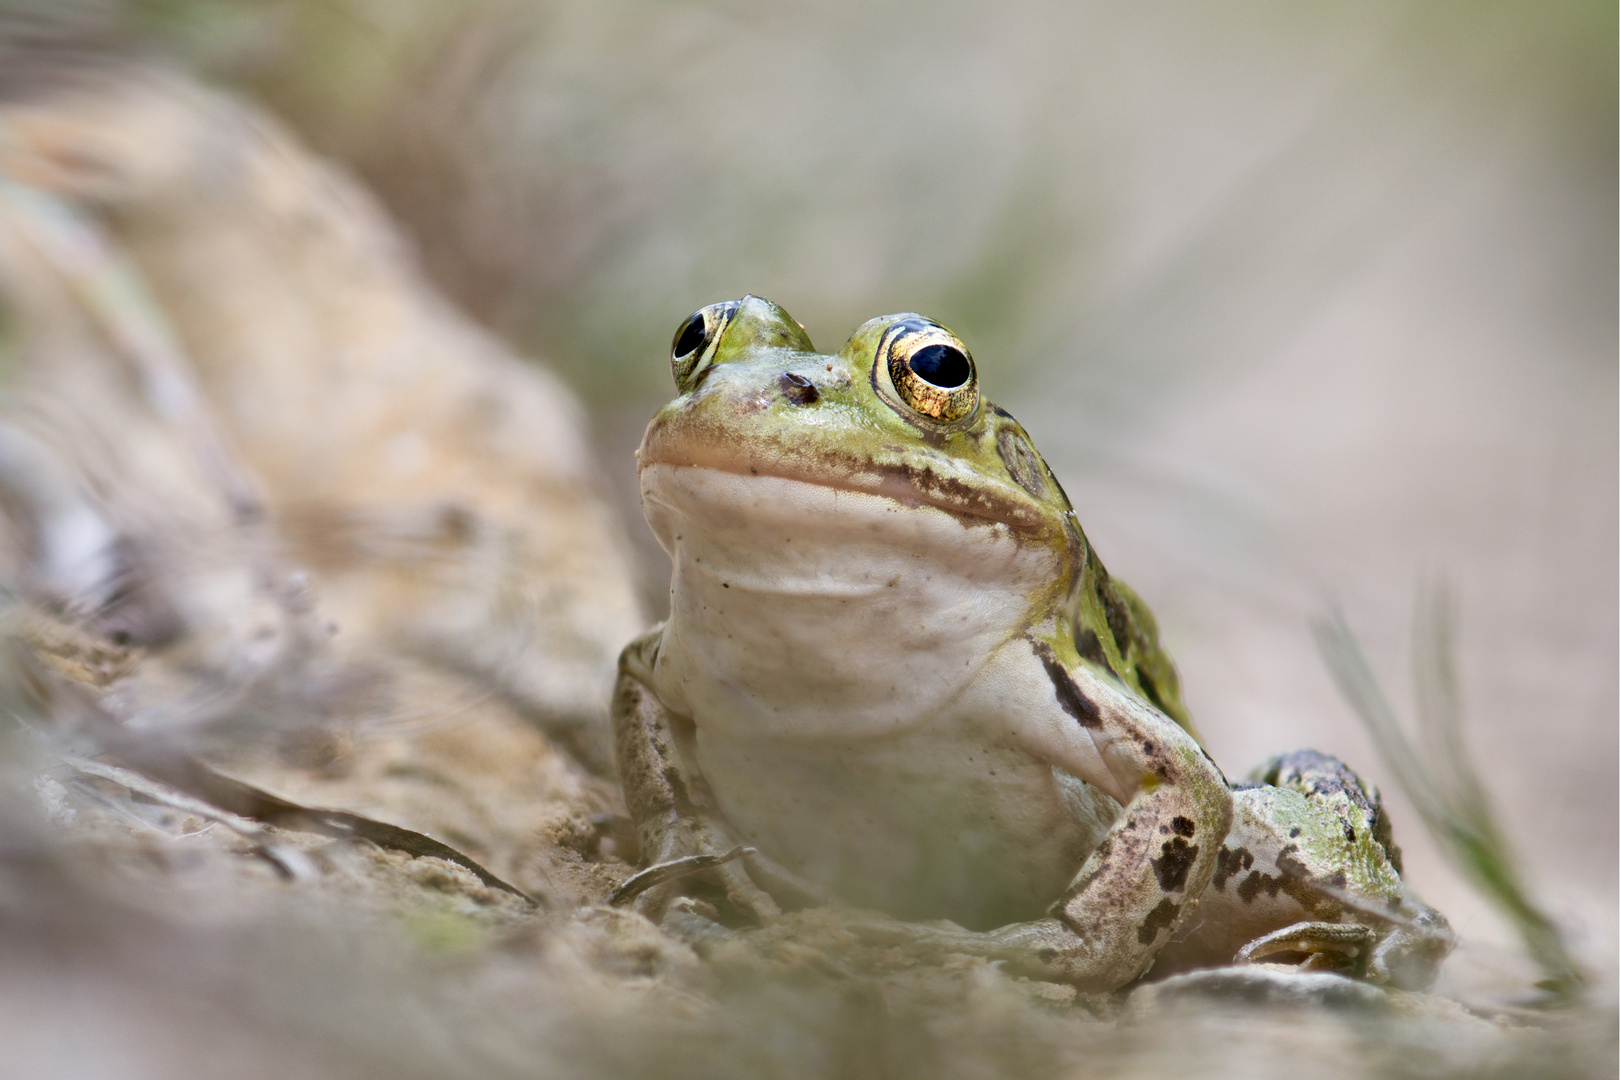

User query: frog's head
[639,296,1196,737]
[639,294,1082,551]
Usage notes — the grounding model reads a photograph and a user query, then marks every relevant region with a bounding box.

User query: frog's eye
[878,319,978,424]
[670,301,740,392]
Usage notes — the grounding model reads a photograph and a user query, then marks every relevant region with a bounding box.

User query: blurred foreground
[0,4,1612,1078]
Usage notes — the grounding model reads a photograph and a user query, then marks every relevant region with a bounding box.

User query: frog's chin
[640,463,1064,739]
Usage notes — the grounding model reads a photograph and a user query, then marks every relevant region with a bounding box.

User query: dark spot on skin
[1137,898,1179,945]
[1135,664,1169,714]
[1234,848,1329,914]
[1235,870,1275,904]
[1171,816,1196,838]
[1326,871,1347,890]
[1099,582,1132,657]
[1212,846,1254,891]
[1142,740,1155,754]
[872,458,1042,529]
[1289,827,1301,838]
[660,764,690,806]
[1371,804,1403,875]
[1151,837,1199,892]
[1274,844,1311,877]
[1037,948,1058,963]
[1030,640,1103,729]
[995,428,1047,498]
[1075,628,1113,673]
[778,371,819,405]
[1343,822,1357,843]
[1061,840,1113,903]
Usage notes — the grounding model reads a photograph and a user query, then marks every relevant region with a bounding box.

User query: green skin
[613,296,1449,991]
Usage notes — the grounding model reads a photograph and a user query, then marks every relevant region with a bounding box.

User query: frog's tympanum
[613,296,1451,992]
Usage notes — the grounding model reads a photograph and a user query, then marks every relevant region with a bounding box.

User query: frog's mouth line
[638,442,1051,534]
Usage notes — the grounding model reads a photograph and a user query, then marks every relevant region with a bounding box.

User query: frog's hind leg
[1147,749,1453,988]
[1250,749,1454,987]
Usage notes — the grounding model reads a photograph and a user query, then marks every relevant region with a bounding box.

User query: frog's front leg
[853,651,1234,991]
[612,624,787,922]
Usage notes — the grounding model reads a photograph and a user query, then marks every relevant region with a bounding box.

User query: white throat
[641,463,1060,741]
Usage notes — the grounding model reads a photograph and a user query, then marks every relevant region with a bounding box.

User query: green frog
[612,296,1449,992]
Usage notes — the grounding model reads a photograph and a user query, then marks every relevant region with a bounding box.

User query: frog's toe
[712,855,783,924]
[1234,920,1377,978]
[611,842,781,925]
[608,844,755,906]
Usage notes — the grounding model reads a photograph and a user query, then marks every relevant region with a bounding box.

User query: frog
[610,295,1450,992]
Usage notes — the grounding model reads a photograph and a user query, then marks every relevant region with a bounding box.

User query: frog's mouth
[638,426,1053,535]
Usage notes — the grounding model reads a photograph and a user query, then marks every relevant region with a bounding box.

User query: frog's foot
[1234,921,1376,978]
[627,819,784,926]
[609,840,833,926]
[608,844,756,907]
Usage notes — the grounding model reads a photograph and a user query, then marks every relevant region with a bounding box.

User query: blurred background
[0,0,1612,1051]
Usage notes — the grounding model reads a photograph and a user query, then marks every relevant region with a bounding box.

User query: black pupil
[673,313,707,358]
[908,344,970,388]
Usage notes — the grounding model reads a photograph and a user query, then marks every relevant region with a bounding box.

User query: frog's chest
[694,725,1119,928]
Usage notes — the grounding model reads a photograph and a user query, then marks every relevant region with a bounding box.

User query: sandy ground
[0,8,1611,1077]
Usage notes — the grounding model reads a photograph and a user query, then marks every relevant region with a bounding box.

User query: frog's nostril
[779,371,819,405]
